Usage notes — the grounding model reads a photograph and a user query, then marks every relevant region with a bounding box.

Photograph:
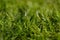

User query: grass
[0,0,60,40]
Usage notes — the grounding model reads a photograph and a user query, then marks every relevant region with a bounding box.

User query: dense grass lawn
[0,0,60,40]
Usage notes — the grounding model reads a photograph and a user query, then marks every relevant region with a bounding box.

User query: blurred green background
[0,0,60,40]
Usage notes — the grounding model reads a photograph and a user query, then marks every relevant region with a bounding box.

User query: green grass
[0,0,60,40]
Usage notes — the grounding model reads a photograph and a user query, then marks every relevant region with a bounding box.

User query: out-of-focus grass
[0,0,60,40]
